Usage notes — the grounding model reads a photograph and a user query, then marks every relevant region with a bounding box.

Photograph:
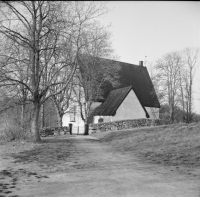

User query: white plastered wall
[62,106,85,127]
[62,102,103,127]
[94,116,113,123]
[94,90,146,123]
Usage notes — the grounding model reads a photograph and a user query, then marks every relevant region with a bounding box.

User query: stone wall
[40,126,69,136]
[40,119,170,136]
[89,119,169,134]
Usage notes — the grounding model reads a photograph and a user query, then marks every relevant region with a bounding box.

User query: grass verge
[93,122,200,173]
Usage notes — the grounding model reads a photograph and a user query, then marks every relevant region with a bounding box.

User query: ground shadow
[9,136,75,165]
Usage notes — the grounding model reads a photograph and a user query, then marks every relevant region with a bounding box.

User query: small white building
[93,86,149,123]
[62,57,160,129]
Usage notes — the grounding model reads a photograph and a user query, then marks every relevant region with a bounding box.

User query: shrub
[1,116,31,141]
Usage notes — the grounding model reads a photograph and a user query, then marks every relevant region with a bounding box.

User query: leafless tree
[51,77,74,128]
[78,55,120,120]
[0,1,110,141]
[75,23,120,124]
[156,51,184,123]
[146,61,165,104]
[181,47,199,123]
[71,50,120,136]
[0,37,31,131]
[48,2,110,128]
[0,1,90,141]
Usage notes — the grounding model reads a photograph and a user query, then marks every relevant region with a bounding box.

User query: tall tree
[48,2,110,128]
[0,1,110,141]
[146,61,165,104]
[182,47,199,123]
[156,51,184,123]
[77,54,120,124]
[51,77,74,128]
[0,38,30,131]
[0,1,79,141]
[63,18,120,134]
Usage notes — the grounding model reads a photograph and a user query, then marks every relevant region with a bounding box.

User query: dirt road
[0,135,199,197]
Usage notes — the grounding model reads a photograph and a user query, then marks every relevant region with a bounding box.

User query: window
[98,117,104,123]
[70,106,76,122]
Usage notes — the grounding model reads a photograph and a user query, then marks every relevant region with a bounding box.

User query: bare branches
[181,47,200,122]
[155,47,199,123]
[0,1,111,140]
[156,51,184,122]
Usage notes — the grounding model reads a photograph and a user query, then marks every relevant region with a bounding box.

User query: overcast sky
[99,1,200,114]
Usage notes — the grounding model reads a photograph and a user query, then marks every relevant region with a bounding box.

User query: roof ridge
[111,85,132,92]
[93,86,150,118]
[78,53,142,68]
[78,53,160,108]
[94,86,133,116]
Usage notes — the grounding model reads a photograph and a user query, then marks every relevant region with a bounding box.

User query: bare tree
[156,51,184,123]
[73,52,120,136]
[181,47,199,123]
[51,78,74,128]
[0,1,80,141]
[47,2,110,128]
[146,61,165,104]
[0,1,110,141]
[0,37,31,131]
[71,22,120,127]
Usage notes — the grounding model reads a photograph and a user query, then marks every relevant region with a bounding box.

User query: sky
[99,1,200,114]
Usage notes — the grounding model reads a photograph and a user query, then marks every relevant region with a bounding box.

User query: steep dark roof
[78,55,160,108]
[93,86,149,118]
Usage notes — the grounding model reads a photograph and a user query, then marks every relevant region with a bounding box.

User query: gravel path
[0,135,199,197]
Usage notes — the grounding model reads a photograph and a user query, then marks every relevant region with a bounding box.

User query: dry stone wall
[40,126,69,136]
[89,119,169,134]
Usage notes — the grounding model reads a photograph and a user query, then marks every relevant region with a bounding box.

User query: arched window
[98,117,103,123]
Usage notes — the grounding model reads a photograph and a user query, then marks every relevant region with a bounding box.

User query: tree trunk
[40,103,45,128]
[169,102,175,123]
[188,74,193,123]
[21,101,25,132]
[57,113,63,127]
[84,116,90,135]
[179,70,185,122]
[55,103,63,127]
[31,102,41,142]
[84,123,89,135]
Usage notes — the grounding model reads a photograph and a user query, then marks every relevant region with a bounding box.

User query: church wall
[93,90,146,123]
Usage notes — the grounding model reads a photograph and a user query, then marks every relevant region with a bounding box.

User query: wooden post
[69,123,72,135]
[84,124,89,135]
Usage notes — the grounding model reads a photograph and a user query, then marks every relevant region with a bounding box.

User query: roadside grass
[8,137,73,168]
[93,122,200,172]
[0,136,77,174]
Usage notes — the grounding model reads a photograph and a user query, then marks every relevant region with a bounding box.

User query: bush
[1,116,31,141]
